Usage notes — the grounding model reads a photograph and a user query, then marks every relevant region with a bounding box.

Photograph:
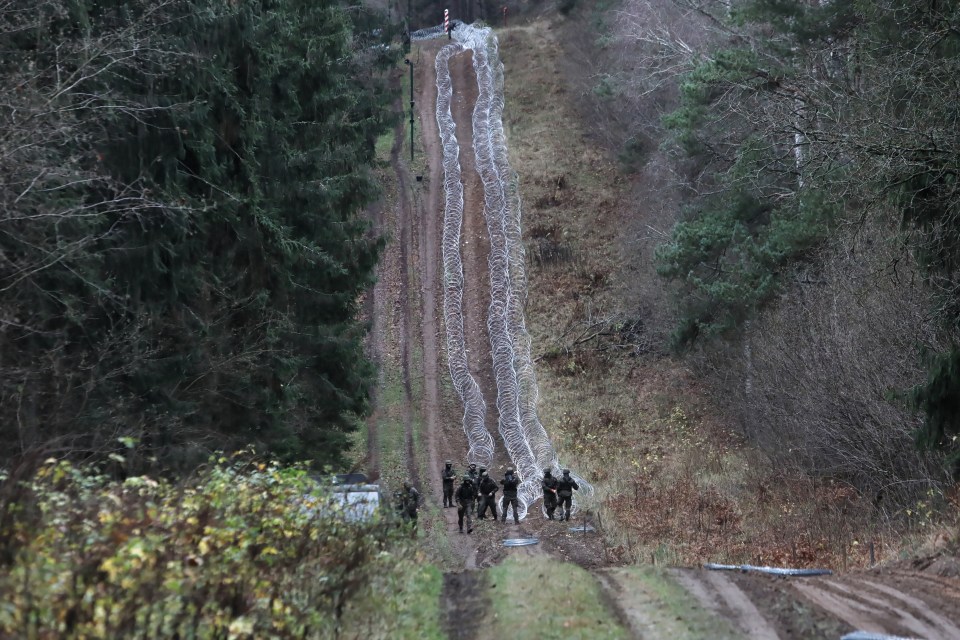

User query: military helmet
[562,469,571,475]
[462,475,471,481]
[469,463,477,469]
[544,468,552,476]
[403,481,412,489]
[445,460,452,465]
[506,467,514,473]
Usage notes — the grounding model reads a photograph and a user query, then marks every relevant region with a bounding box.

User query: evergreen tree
[0,0,397,469]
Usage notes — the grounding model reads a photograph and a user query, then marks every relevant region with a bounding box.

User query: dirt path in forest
[387,99,421,489]
[415,39,483,570]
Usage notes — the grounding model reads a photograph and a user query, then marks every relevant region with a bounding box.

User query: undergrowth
[0,455,427,639]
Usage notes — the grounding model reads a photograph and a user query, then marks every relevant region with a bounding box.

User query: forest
[0,0,398,471]
[580,0,960,507]
[2,0,960,637]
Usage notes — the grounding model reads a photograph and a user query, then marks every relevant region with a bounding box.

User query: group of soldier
[393,461,581,536]
[442,460,579,533]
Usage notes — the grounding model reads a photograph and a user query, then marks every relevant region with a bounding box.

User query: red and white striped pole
[444,8,450,39]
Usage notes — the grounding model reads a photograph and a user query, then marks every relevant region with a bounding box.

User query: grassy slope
[497,7,937,569]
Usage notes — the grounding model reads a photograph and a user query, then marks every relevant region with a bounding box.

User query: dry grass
[501,15,960,572]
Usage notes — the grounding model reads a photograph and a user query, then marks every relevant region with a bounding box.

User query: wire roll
[432,22,593,519]
[704,563,833,577]
[436,42,496,467]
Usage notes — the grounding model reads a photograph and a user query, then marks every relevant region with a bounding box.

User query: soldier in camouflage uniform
[401,481,421,536]
[475,466,488,510]
[500,467,520,524]
[477,471,499,520]
[456,475,476,534]
[556,469,580,522]
[442,460,456,508]
[541,468,559,520]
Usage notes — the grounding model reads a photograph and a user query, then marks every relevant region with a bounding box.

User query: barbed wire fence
[420,22,593,520]
[484,34,595,506]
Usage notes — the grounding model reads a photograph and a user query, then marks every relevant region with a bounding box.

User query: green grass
[385,564,446,639]
[341,562,446,640]
[375,128,395,163]
[488,554,629,640]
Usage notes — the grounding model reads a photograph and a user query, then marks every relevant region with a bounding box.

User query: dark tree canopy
[0,0,397,470]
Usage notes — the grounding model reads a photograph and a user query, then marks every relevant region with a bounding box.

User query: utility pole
[404,59,415,164]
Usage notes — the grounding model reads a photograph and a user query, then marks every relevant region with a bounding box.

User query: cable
[704,563,833,577]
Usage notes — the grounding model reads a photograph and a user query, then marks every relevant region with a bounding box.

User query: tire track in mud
[417,39,482,569]
[364,79,405,481]
[791,572,960,639]
[440,571,490,640]
[449,49,501,470]
[670,569,780,639]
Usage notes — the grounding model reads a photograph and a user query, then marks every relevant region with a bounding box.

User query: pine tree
[0,0,397,469]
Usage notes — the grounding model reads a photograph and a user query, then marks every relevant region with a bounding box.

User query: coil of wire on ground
[462,23,593,516]
[426,21,592,518]
[484,33,595,510]
[435,42,496,467]
[703,563,833,577]
[464,26,540,519]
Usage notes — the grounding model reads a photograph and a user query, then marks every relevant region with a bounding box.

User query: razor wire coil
[431,22,593,520]
[436,42,496,468]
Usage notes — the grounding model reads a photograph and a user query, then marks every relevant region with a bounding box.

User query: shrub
[0,457,415,638]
